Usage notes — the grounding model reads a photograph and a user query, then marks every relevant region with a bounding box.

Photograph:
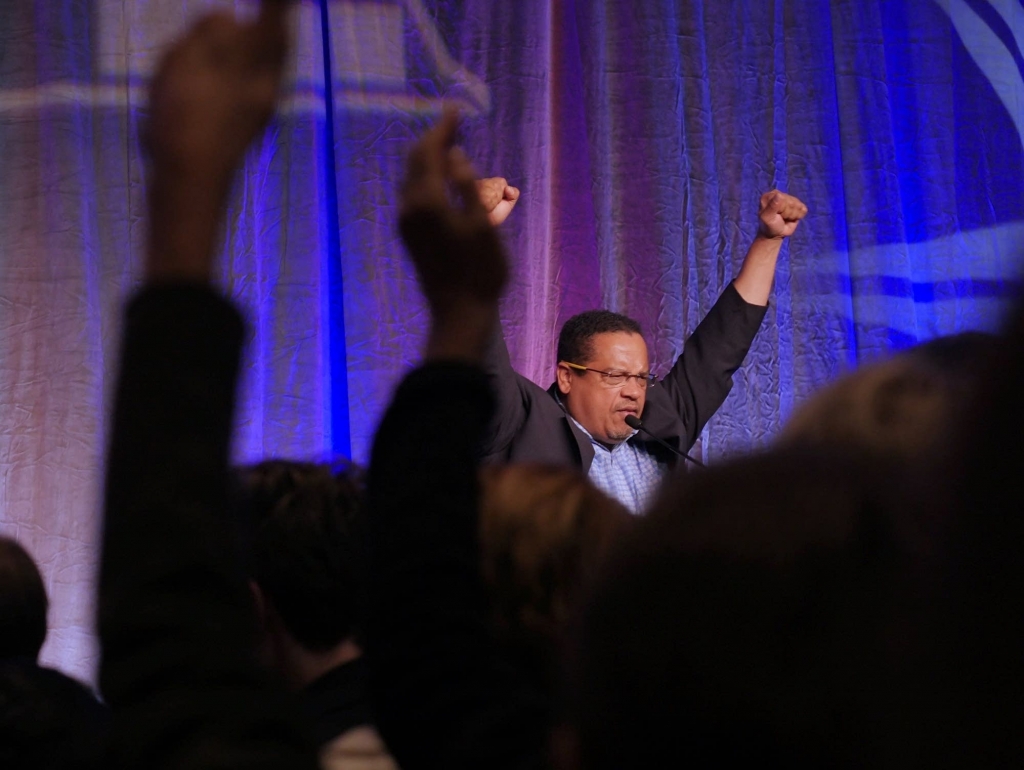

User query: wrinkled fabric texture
[1,0,1021,682]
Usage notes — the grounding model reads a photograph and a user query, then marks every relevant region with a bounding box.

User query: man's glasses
[561,362,657,389]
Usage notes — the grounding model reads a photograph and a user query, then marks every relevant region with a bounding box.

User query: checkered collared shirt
[566,413,667,515]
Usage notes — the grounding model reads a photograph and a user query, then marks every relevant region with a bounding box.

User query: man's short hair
[234,460,367,652]
[0,536,48,660]
[557,310,643,366]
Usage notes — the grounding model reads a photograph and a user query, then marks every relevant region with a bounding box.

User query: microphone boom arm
[624,414,706,469]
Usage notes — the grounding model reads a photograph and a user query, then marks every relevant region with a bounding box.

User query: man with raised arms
[476,179,806,513]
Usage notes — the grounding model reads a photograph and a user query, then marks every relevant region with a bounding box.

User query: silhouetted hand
[400,108,509,333]
[146,0,291,283]
[147,0,289,187]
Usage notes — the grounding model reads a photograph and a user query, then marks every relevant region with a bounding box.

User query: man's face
[557,331,649,447]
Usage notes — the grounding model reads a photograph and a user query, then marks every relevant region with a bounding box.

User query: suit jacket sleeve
[655,282,768,450]
[99,285,316,770]
[478,317,531,458]
[367,362,548,770]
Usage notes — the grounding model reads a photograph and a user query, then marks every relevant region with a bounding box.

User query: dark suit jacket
[99,285,316,770]
[482,282,768,471]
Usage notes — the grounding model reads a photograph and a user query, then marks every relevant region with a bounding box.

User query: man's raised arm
[472,176,535,459]
[732,190,808,306]
[653,190,807,451]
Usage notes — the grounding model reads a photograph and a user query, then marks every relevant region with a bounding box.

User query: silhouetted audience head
[565,446,939,768]
[232,459,401,764]
[0,536,108,770]
[0,659,108,770]
[234,460,368,679]
[780,331,997,464]
[935,309,1024,764]
[478,464,631,655]
[0,536,48,661]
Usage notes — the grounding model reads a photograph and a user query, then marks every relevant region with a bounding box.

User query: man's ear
[556,364,573,396]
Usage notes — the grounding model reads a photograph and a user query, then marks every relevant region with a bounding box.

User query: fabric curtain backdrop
[2,0,1021,684]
